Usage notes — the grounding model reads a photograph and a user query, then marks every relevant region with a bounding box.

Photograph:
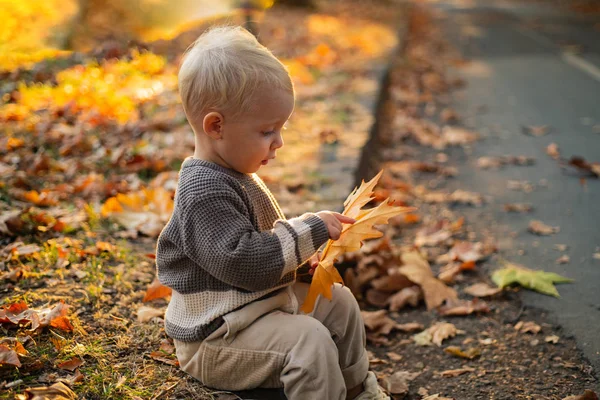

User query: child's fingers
[332,213,356,225]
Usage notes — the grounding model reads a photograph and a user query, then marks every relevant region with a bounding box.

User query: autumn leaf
[444,346,481,359]
[101,187,174,237]
[23,382,78,400]
[57,356,84,371]
[398,251,457,310]
[463,282,502,297]
[0,344,21,367]
[301,170,414,313]
[143,278,172,302]
[492,261,573,297]
[414,322,461,346]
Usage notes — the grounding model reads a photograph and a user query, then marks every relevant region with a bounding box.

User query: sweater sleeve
[179,189,329,292]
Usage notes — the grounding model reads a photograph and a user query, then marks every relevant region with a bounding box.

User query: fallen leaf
[101,187,174,237]
[414,322,459,347]
[448,190,484,206]
[492,261,573,297]
[423,394,455,400]
[560,156,600,178]
[515,321,541,334]
[57,356,84,371]
[150,351,179,366]
[438,298,490,316]
[382,371,420,395]
[387,352,403,362]
[388,286,422,311]
[370,272,413,293]
[463,283,502,297]
[522,125,550,136]
[361,310,421,335]
[556,255,570,264]
[365,289,390,308]
[440,367,475,377]
[23,382,77,399]
[448,242,485,263]
[143,278,172,302]
[529,220,560,236]
[545,335,560,344]
[137,306,165,323]
[547,143,560,159]
[0,344,21,367]
[554,244,569,252]
[442,126,479,146]
[562,390,598,400]
[503,203,533,213]
[444,346,480,359]
[399,251,458,310]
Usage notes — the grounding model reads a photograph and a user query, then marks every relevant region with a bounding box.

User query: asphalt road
[431,0,600,385]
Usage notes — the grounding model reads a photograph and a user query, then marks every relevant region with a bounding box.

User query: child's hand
[308,251,321,275]
[316,211,356,240]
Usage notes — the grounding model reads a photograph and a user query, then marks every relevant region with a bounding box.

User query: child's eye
[262,130,275,136]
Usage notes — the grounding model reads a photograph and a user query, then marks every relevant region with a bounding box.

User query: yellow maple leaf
[301,171,414,313]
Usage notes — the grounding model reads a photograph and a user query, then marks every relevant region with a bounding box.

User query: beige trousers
[174,282,369,400]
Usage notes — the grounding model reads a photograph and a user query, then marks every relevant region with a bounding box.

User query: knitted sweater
[156,158,330,342]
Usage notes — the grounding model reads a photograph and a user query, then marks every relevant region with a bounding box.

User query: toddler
[156,26,389,400]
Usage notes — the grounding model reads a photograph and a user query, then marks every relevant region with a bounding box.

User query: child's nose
[272,133,284,149]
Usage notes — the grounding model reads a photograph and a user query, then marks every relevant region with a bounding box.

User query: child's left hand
[308,251,322,275]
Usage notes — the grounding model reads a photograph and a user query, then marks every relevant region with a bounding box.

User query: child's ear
[203,112,224,140]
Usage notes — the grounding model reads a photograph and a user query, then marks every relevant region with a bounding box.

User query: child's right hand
[315,211,356,240]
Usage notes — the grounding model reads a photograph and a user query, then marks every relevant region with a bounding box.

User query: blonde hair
[178,26,294,129]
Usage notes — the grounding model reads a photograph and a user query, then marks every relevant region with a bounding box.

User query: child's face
[216,88,294,174]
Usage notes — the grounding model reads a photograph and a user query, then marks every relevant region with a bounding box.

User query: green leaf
[491,262,573,297]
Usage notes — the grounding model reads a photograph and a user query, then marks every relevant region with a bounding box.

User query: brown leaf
[547,143,560,159]
[370,272,413,293]
[415,219,462,247]
[503,203,533,213]
[448,242,485,262]
[137,305,165,323]
[442,126,479,146]
[440,367,475,377]
[387,352,403,362]
[556,255,570,264]
[463,283,502,297]
[414,322,460,347]
[438,298,490,316]
[382,371,420,395]
[143,278,172,302]
[448,190,484,206]
[365,289,390,308]
[545,335,560,344]
[560,156,600,178]
[514,321,541,334]
[388,286,422,311]
[399,251,458,310]
[529,220,560,236]
[522,125,550,136]
[0,344,21,367]
[444,346,481,359]
[150,351,179,366]
[57,356,84,371]
[562,390,599,400]
[423,395,455,400]
[24,382,78,399]
[361,310,419,336]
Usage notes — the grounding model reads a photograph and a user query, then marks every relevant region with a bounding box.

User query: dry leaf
[514,321,541,334]
[562,390,598,400]
[444,346,480,359]
[414,322,459,347]
[556,255,570,264]
[365,289,390,308]
[415,218,463,247]
[545,335,560,344]
[0,344,21,367]
[143,278,172,302]
[361,310,420,335]
[448,242,485,262]
[440,367,475,377]
[529,220,560,235]
[438,299,490,316]
[137,306,165,322]
[399,251,457,310]
[423,395,455,400]
[504,203,533,213]
[371,273,413,293]
[522,125,550,136]
[23,382,78,400]
[101,187,174,237]
[302,171,413,313]
[382,371,420,395]
[449,190,484,206]
[442,126,479,146]
[463,283,502,297]
[387,352,403,362]
[57,356,84,371]
[547,143,560,159]
[388,286,422,311]
[492,261,572,297]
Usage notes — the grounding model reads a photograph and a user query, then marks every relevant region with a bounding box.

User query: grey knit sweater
[156,158,330,342]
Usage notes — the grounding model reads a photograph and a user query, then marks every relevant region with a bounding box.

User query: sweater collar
[181,157,253,180]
